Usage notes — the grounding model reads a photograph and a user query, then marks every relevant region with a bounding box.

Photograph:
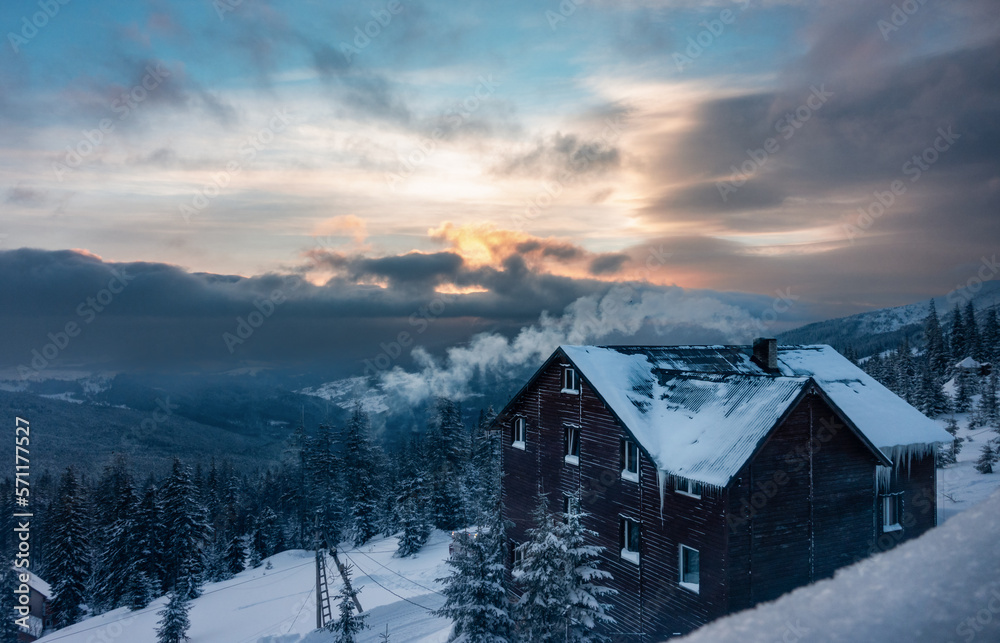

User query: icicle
[657,469,667,523]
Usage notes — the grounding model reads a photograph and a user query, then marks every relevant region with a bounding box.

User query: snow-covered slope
[36,532,453,643]
[677,487,1000,643]
[298,376,389,415]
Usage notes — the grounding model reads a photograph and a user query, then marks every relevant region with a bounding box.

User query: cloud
[5,186,48,206]
[493,131,622,180]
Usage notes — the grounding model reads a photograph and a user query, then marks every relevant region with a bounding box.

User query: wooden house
[495,339,951,639]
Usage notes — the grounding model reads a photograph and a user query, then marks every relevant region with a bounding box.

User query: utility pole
[314,515,333,629]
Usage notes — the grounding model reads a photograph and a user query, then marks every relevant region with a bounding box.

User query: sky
[1,0,999,376]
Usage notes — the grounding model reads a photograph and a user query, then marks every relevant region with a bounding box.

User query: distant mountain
[778,280,1000,358]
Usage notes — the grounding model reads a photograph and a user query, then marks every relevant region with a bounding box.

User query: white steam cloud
[379,285,769,404]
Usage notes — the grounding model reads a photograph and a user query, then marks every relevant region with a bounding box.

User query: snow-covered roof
[10,567,51,598]
[559,344,952,487]
[955,356,981,369]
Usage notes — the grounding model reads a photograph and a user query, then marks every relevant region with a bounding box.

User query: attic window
[621,440,639,482]
[564,426,580,464]
[679,545,700,593]
[881,493,902,532]
[512,417,526,449]
[620,518,640,564]
[676,477,702,499]
[562,367,579,394]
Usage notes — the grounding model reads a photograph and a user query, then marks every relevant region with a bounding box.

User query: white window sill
[621,470,639,483]
[675,490,701,499]
[679,581,700,594]
[560,388,580,395]
[621,548,640,565]
[565,455,579,465]
[882,523,902,533]
[512,440,526,451]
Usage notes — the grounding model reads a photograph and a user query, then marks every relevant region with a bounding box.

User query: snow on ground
[933,394,1000,523]
[36,531,453,643]
[298,376,389,415]
[678,487,1000,643]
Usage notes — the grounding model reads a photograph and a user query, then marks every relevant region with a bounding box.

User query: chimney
[752,337,778,372]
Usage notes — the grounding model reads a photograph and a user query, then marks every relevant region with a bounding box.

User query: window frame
[675,476,702,499]
[881,493,903,532]
[562,366,580,394]
[563,494,579,517]
[679,544,700,593]
[621,439,639,482]
[511,416,526,450]
[564,425,580,464]
[512,540,524,566]
[620,517,640,565]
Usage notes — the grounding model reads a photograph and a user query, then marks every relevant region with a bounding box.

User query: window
[675,476,702,498]
[621,439,639,482]
[562,367,579,393]
[511,417,526,449]
[620,518,640,564]
[512,540,524,566]
[565,426,580,464]
[881,494,902,532]
[679,545,700,593]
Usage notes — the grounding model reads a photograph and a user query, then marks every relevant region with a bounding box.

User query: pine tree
[966,301,982,361]
[974,443,996,474]
[427,398,469,531]
[563,507,616,642]
[982,308,1000,363]
[225,534,246,576]
[954,368,973,413]
[395,439,432,557]
[326,565,368,642]
[893,338,917,403]
[49,467,90,628]
[435,508,514,643]
[342,406,382,547]
[309,424,345,544]
[513,495,569,642]
[93,470,150,612]
[977,371,999,429]
[155,591,191,643]
[0,567,21,643]
[924,300,949,377]
[949,304,967,361]
[160,459,213,599]
[917,360,950,417]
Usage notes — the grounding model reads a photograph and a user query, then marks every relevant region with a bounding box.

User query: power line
[340,551,437,612]
[353,549,444,597]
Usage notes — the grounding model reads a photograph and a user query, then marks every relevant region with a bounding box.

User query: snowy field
[36,531,453,643]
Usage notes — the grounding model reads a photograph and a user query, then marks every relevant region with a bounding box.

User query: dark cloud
[590,253,629,275]
[493,132,622,180]
[5,186,48,206]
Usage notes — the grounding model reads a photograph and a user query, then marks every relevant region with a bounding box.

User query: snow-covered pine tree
[924,300,950,377]
[49,467,90,628]
[893,338,917,403]
[966,301,982,362]
[949,304,967,361]
[0,567,21,643]
[326,564,368,642]
[977,370,999,429]
[343,405,382,547]
[513,494,570,642]
[435,507,514,643]
[93,471,147,612]
[135,484,166,595]
[983,308,1000,363]
[225,533,246,576]
[309,424,345,545]
[954,368,973,413]
[155,590,191,643]
[562,507,616,642]
[427,398,469,531]
[159,459,213,600]
[974,442,996,474]
[917,360,950,417]
[396,495,432,558]
[936,418,962,467]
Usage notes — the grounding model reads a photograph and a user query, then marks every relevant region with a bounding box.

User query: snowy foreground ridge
[677,488,1000,643]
